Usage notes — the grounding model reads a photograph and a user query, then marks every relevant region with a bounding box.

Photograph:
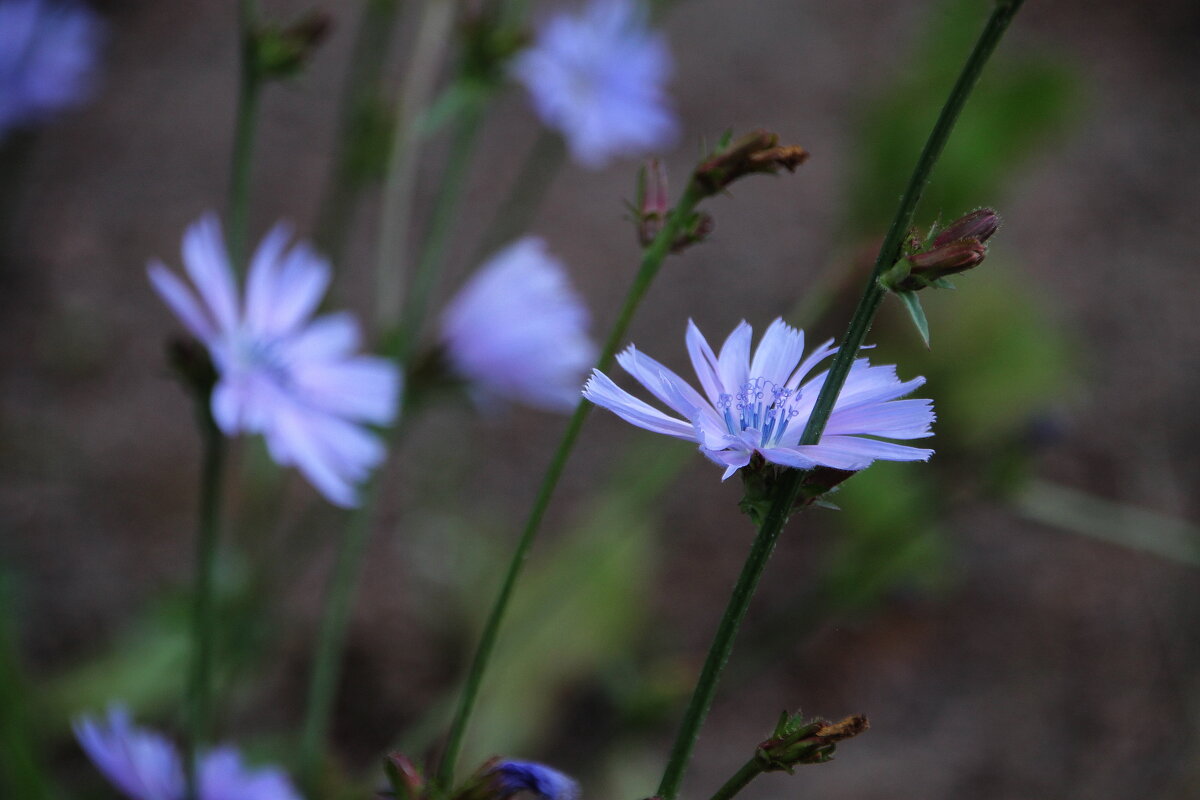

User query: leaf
[895,290,931,348]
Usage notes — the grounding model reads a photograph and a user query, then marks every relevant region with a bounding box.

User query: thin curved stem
[435,178,708,790]
[654,4,1027,798]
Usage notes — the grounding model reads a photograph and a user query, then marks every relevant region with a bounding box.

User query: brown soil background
[3,1,1199,799]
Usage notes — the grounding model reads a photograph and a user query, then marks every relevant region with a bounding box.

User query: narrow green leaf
[896,290,931,347]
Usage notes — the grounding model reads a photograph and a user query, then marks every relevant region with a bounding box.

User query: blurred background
[3,0,1200,798]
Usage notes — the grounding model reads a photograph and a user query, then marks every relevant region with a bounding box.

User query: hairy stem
[654,4,1027,798]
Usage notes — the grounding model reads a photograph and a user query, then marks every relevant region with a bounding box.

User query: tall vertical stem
[654,4,1027,798]
[184,404,226,800]
[435,179,708,789]
[228,0,261,273]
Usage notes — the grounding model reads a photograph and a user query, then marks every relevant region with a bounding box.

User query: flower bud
[382,752,425,800]
[907,238,987,277]
[251,11,334,80]
[694,130,808,196]
[931,207,1000,248]
[636,159,670,247]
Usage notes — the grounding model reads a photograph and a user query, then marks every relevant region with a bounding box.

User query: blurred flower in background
[74,706,301,800]
[585,318,935,479]
[512,0,677,169]
[488,760,579,800]
[440,237,596,413]
[149,214,401,507]
[0,0,103,140]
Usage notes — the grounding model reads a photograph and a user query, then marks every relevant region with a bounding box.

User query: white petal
[284,312,362,362]
[617,345,710,419]
[717,320,752,393]
[243,222,294,333]
[748,318,805,387]
[685,318,725,404]
[291,356,402,425]
[824,398,935,439]
[147,261,216,341]
[181,213,239,333]
[582,370,696,440]
[257,242,331,336]
[784,337,836,390]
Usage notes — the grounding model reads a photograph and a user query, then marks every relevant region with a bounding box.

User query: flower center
[226,333,292,387]
[718,378,804,448]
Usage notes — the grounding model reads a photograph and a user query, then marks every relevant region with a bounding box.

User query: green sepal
[895,290,931,348]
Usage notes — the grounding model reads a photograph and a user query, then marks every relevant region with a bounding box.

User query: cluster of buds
[884,207,1000,292]
[754,710,870,771]
[693,130,809,197]
[248,11,333,81]
[630,160,713,252]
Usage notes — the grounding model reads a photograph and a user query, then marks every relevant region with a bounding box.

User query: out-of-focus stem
[374,0,458,329]
[435,177,708,790]
[472,129,566,263]
[184,402,226,800]
[654,4,1027,798]
[228,0,262,272]
[314,0,402,265]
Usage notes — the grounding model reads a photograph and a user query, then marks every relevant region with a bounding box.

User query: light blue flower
[0,0,103,139]
[489,760,579,800]
[584,318,935,480]
[149,214,401,507]
[441,237,596,412]
[74,706,301,800]
[512,0,677,169]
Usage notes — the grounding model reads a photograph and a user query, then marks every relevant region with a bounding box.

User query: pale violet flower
[0,0,103,139]
[512,0,677,169]
[584,318,935,479]
[489,761,579,800]
[149,214,400,507]
[440,237,596,412]
[74,706,301,800]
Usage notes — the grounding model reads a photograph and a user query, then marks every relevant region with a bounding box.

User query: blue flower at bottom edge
[74,705,301,800]
[489,761,580,800]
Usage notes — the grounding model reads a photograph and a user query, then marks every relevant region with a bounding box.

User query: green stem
[707,757,764,800]
[314,0,402,265]
[393,95,488,355]
[296,482,379,791]
[655,4,1026,798]
[184,403,226,800]
[374,0,459,329]
[435,178,708,789]
[228,0,262,272]
[472,129,566,263]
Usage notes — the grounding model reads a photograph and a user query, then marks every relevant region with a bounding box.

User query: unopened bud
[382,753,425,800]
[636,159,670,247]
[756,712,869,772]
[932,207,1000,248]
[694,130,808,196]
[252,11,334,80]
[907,238,987,277]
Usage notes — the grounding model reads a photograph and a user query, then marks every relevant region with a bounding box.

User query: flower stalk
[183,375,226,800]
[228,0,262,272]
[435,174,709,789]
[653,3,1027,798]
